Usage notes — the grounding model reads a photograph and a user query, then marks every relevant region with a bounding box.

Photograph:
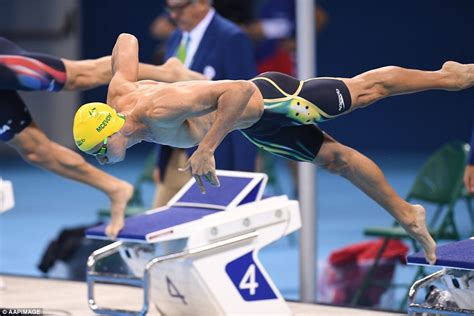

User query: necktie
[176,34,190,64]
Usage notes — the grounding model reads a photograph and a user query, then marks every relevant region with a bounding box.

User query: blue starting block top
[87,206,220,241]
[407,238,474,270]
[169,171,266,210]
[86,170,268,241]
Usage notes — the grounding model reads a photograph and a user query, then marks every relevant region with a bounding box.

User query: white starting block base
[0,275,401,316]
[0,177,14,213]
[86,171,302,315]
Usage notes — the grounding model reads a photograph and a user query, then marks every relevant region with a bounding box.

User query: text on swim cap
[96,114,112,133]
[76,138,85,147]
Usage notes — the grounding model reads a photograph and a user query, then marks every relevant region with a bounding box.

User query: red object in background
[257,47,295,76]
[319,239,409,307]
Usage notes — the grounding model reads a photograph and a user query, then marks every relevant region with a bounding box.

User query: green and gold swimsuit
[240,72,352,162]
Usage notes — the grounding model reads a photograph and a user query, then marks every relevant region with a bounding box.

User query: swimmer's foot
[440,61,474,90]
[105,181,134,239]
[399,204,437,265]
[164,57,206,81]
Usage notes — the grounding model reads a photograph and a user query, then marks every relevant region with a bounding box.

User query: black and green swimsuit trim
[240,72,352,162]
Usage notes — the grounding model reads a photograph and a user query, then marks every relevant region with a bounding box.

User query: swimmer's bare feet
[441,61,474,90]
[399,204,437,264]
[105,180,134,239]
[164,57,206,81]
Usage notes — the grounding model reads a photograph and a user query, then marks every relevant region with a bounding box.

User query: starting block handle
[87,232,259,316]
[145,231,259,270]
[408,269,446,309]
[408,269,474,315]
[87,241,149,316]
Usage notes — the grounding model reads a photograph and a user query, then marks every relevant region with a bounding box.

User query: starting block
[86,170,301,315]
[0,177,14,213]
[407,238,474,315]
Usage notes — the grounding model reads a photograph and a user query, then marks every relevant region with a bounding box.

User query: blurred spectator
[151,0,257,207]
[241,0,329,199]
[149,0,254,63]
[242,0,328,75]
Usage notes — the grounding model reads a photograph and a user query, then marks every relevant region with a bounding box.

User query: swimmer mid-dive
[0,36,204,238]
[74,33,474,263]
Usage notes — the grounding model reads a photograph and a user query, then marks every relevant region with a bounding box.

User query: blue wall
[317,0,474,152]
[80,0,164,112]
[80,0,474,152]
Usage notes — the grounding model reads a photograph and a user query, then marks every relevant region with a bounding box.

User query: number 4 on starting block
[86,171,299,315]
[166,276,187,305]
[226,252,277,301]
[240,264,258,295]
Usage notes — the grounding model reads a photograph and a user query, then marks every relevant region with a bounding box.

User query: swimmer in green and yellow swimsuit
[242,72,352,162]
[75,33,474,265]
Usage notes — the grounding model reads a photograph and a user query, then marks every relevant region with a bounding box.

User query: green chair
[97,150,158,221]
[351,141,472,310]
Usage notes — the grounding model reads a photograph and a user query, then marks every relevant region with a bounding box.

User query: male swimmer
[0,36,204,238]
[74,33,474,263]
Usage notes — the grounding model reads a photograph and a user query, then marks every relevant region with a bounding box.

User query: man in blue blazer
[153,0,257,206]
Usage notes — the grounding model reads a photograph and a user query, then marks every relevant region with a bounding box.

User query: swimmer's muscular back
[140,80,265,128]
[108,33,263,146]
[110,78,264,144]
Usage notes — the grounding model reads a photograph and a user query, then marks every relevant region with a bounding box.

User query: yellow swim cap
[73,102,125,152]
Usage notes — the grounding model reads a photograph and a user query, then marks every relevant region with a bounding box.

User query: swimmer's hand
[179,149,220,193]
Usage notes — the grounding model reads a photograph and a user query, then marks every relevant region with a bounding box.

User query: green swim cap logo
[96,113,112,133]
[76,138,85,147]
[89,107,97,117]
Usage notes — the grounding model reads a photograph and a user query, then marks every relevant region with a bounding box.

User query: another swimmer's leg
[8,124,133,238]
[152,149,191,208]
[342,61,474,109]
[62,58,113,90]
[63,56,205,91]
[314,134,437,264]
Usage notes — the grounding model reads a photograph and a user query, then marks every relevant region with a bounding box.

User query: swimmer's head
[73,102,125,153]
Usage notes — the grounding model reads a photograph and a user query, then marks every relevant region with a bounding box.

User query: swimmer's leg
[314,133,437,264]
[8,123,133,238]
[0,37,109,91]
[62,57,114,90]
[0,38,67,91]
[62,56,206,91]
[342,61,474,110]
[153,149,191,208]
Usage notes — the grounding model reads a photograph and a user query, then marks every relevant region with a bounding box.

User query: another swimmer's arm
[181,81,256,192]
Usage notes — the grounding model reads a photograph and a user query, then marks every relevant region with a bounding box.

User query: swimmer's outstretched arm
[111,33,140,82]
[179,80,257,192]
